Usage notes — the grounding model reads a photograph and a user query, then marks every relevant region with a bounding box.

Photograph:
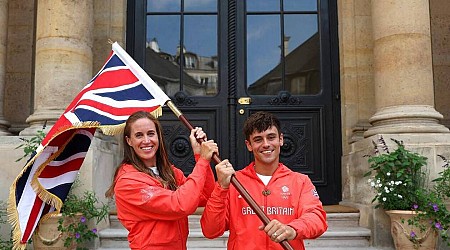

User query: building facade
[1,0,450,248]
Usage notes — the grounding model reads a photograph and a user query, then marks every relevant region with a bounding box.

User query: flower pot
[32,213,82,250]
[386,210,438,250]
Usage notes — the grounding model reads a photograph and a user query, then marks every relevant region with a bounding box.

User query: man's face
[245,126,283,167]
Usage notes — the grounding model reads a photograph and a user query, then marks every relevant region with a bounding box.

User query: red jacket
[200,162,327,250]
[114,156,215,250]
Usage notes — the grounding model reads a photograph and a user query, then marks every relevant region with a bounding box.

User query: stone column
[0,0,11,135]
[364,0,449,137]
[20,0,94,135]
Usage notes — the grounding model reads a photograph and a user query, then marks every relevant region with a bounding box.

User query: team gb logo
[281,185,291,199]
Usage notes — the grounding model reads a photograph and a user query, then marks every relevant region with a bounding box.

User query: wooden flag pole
[166,101,294,250]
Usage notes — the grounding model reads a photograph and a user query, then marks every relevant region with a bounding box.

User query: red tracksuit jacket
[114,156,214,250]
[200,162,328,250]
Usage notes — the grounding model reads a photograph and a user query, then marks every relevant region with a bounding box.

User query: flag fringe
[151,106,164,118]
[50,121,101,140]
[99,107,164,135]
[8,181,27,250]
[99,123,126,136]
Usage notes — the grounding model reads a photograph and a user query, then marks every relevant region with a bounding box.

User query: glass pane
[247,0,280,12]
[284,14,320,95]
[246,15,281,95]
[185,0,217,12]
[146,15,181,96]
[147,0,181,12]
[284,0,317,11]
[183,15,218,96]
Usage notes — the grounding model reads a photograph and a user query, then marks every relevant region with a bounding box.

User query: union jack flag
[8,42,170,249]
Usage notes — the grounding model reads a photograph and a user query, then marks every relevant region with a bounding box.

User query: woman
[105,111,217,250]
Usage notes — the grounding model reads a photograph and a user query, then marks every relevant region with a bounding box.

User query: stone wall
[4,0,35,133]
[338,0,375,154]
[431,0,450,127]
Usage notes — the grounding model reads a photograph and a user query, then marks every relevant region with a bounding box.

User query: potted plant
[364,136,450,249]
[16,129,109,250]
[32,188,109,250]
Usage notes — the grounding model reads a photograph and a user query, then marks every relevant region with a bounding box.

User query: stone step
[98,225,230,249]
[100,206,371,249]
[109,215,122,229]
[98,228,129,249]
[308,248,391,250]
[97,248,390,250]
[325,212,360,227]
[187,229,229,249]
[99,226,371,249]
[305,226,371,247]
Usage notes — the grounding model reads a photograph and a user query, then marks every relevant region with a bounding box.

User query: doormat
[324,205,359,213]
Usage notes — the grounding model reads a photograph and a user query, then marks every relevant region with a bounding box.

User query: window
[145,0,218,97]
[246,0,320,95]
[135,0,327,98]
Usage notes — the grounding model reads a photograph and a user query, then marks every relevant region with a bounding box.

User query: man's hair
[243,111,281,140]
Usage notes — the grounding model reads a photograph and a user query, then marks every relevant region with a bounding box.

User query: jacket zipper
[264,183,270,250]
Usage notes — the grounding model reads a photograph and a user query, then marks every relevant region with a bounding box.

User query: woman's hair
[106,111,177,198]
[243,111,281,140]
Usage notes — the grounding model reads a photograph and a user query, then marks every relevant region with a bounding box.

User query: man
[200,111,327,249]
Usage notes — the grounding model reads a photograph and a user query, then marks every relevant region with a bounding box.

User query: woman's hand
[190,127,207,155]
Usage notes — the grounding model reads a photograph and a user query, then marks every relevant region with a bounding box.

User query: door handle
[238,97,251,115]
[238,97,252,105]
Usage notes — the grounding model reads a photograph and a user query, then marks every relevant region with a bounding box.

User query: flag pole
[166,100,294,250]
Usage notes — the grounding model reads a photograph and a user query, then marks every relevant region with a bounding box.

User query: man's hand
[215,160,235,189]
[259,219,297,242]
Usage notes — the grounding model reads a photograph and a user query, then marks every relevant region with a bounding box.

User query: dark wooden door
[126,0,341,204]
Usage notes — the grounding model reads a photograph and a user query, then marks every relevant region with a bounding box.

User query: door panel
[126,0,340,205]
[158,106,225,176]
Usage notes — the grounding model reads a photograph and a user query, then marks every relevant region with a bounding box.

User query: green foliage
[364,137,428,210]
[408,189,450,247]
[365,136,450,248]
[15,130,46,162]
[434,155,450,199]
[58,191,109,250]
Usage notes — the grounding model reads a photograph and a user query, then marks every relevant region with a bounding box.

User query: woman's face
[126,117,159,167]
